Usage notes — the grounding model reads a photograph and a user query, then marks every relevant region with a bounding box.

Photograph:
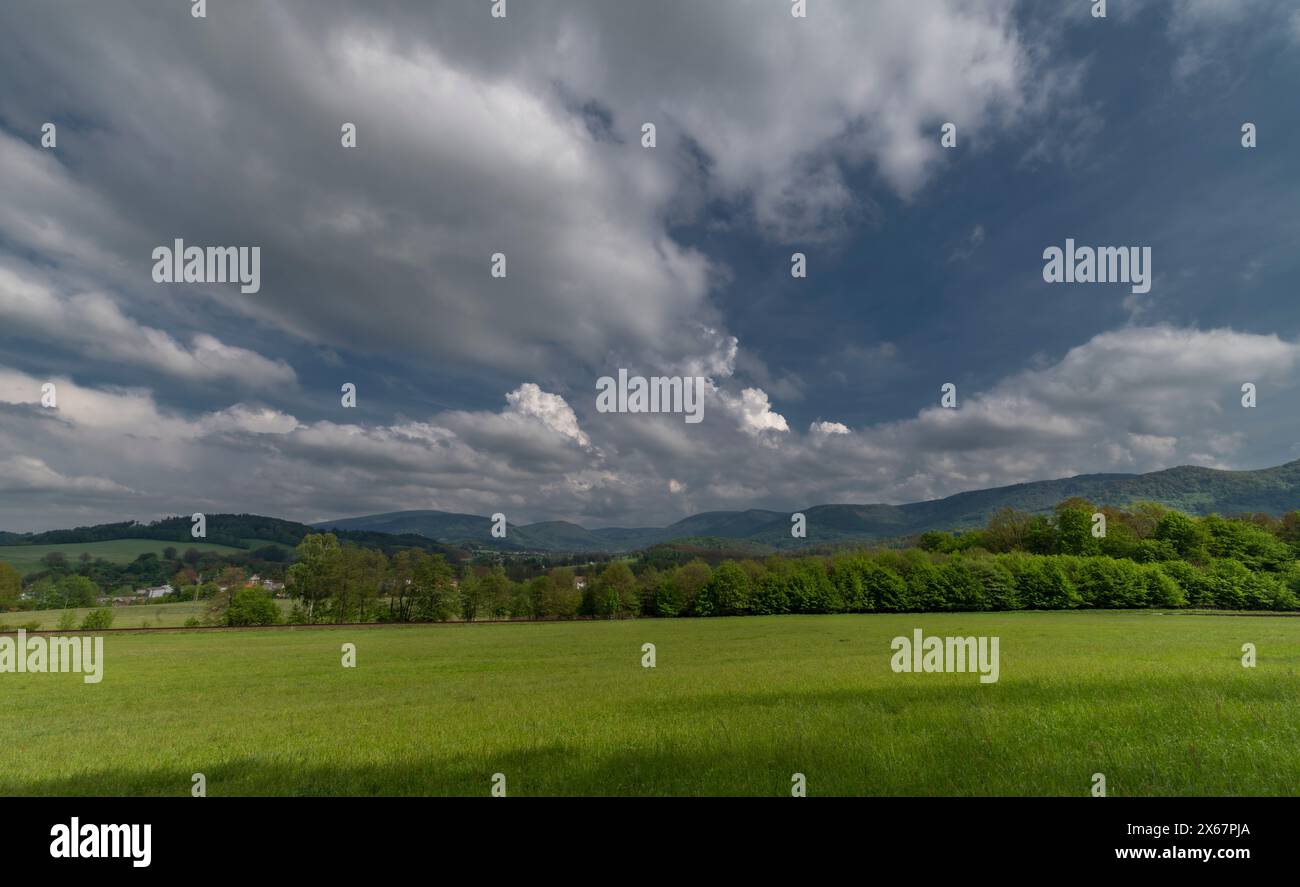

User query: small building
[139,584,174,600]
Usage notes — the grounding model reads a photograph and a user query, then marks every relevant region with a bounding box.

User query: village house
[242,573,287,596]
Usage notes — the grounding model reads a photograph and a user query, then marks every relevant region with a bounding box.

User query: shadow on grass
[3,745,764,797]
[631,667,1300,717]
[6,669,1299,797]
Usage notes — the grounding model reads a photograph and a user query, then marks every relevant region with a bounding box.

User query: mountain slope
[321,510,499,542]
[0,513,465,559]
[316,460,1300,552]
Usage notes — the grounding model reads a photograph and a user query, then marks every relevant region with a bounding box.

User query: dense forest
[0,513,467,557]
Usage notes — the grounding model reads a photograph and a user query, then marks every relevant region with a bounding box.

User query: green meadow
[1,612,1297,796]
[0,599,296,631]
[0,538,251,577]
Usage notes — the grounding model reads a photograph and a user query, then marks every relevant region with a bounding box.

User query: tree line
[271,500,1300,624]
[9,499,1300,626]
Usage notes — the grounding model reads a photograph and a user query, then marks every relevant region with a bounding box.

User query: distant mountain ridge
[316,459,1300,552]
[0,513,464,559]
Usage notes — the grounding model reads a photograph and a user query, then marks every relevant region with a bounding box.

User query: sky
[1,0,1299,533]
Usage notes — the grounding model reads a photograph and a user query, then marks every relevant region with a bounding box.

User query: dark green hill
[0,513,465,560]
[13,460,1298,557]
[314,460,1300,552]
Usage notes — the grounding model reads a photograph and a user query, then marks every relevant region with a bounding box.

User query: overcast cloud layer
[1,1,1298,531]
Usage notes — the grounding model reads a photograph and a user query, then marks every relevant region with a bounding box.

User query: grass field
[0,538,253,577]
[1,611,1298,796]
[0,599,296,631]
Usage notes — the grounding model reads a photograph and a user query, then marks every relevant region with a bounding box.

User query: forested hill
[0,514,464,558]
[8,460,1300,557]
[319,460,1300,552]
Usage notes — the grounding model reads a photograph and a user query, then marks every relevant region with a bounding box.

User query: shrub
[1142,564,1185,608]
[1278,566,1300,610]
[906,561,946,612]
[967,559,1018,610]
[1208,559,1251,610]
[749,574,790,615]
[1238,569,1300,611]
[79,608,114,630]
[864,562,912,612]
[784,561,836,613]
[1075,558,1147,608]
[1271,583,1300,611]
[1132,538,1180,563]
[1157,560,1211,607]
[225,588,280,626]
[937,560,987,611]
[1012,557,1079,610]
[1204,516,1292,572]
[830,555,870,612]
[1098,523,1142,560]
